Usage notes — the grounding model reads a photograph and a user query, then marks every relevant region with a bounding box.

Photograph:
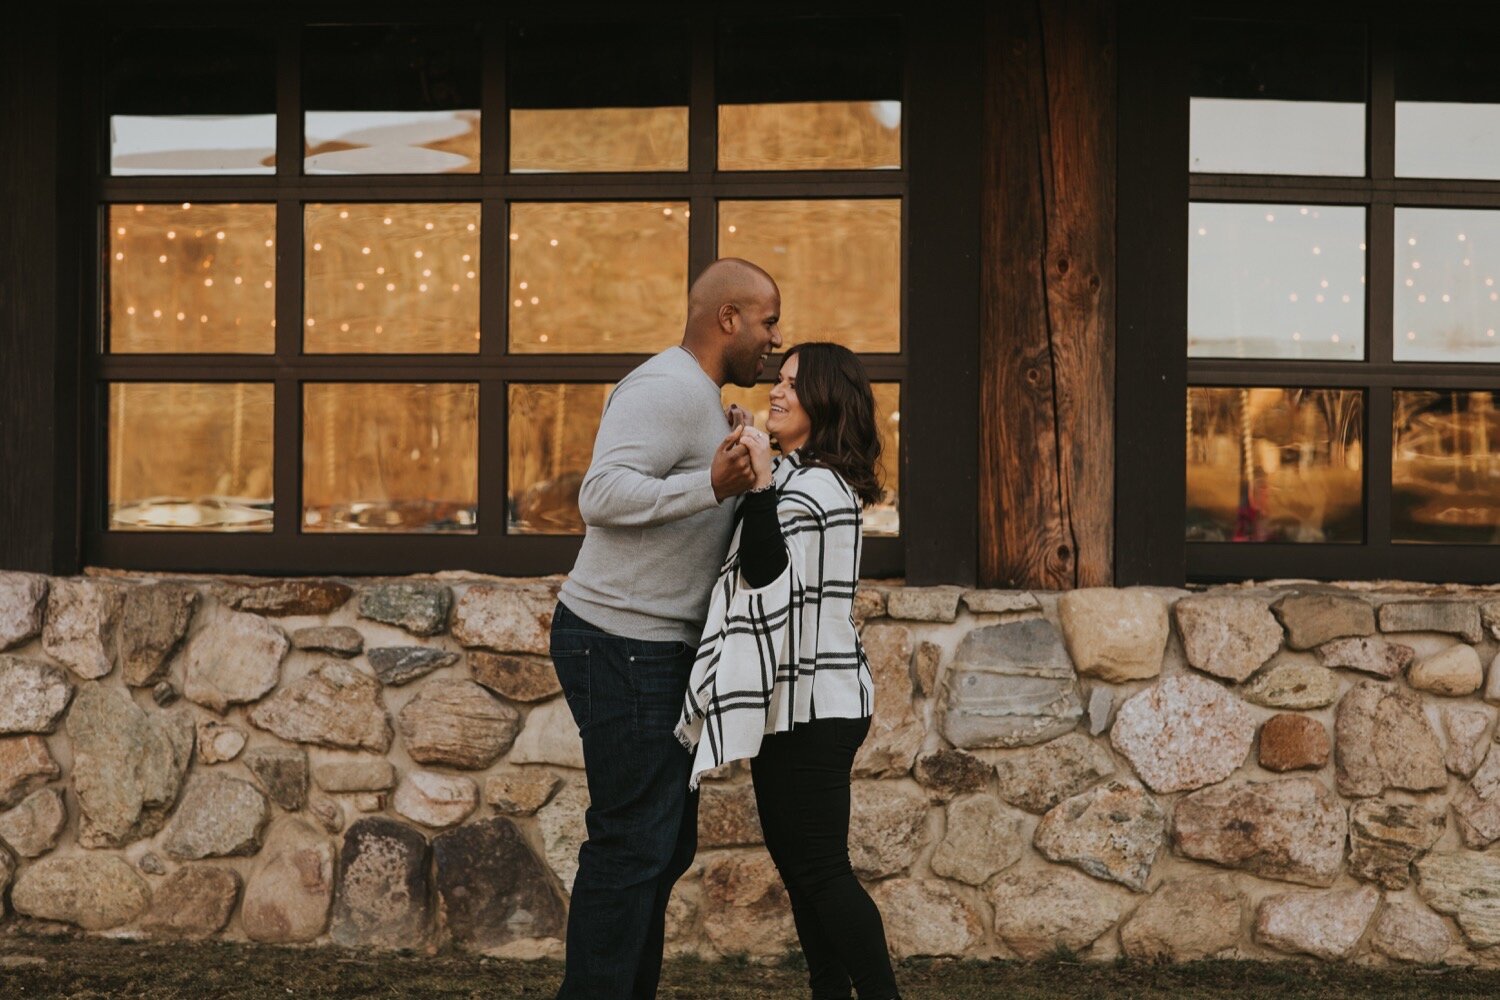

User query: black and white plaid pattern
[675,452,873,790]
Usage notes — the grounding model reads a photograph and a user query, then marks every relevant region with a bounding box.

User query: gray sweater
[559,347,737,642]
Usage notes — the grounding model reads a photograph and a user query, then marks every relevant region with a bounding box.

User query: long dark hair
[780,342,884,508]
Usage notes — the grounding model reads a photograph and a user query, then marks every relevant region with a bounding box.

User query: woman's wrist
[748,475,775,493]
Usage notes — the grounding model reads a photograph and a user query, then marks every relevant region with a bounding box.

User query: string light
[425,222,435,230]
[549,239,558,247]
[519,281,528,290]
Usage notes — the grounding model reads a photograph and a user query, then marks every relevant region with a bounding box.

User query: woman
[676,342,900,1000]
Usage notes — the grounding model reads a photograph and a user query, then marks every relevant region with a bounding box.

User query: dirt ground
[3,938,1500,999]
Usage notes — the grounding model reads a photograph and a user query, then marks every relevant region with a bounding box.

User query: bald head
[687,258,778,328]
[682,258,783,388]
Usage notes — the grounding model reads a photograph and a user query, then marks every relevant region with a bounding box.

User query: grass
[3,938,1500,999]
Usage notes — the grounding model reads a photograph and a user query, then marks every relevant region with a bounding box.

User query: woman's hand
[741,426,774,490]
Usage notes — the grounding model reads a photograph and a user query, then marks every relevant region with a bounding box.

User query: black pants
[751,716,900,1000]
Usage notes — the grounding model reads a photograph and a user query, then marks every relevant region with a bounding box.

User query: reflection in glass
[1394,209,1500,362]
[508,202,689,354]
[1188,203,1365,360]
[1394,391,1500,543]
[719,200,900,353]
[304,111,480,175]
[304,203,480,354]
[1397,25,1500,179]
[720,102,900,171]
[1187,387,1363,543]
[108,203,276,354]
[111,116,276,176]
[108,382,273,531]
[723,382,902,536]
[303,383,477,534]
[508,384,613,534]
[1189,20,1365,176]
[511,109,687,173]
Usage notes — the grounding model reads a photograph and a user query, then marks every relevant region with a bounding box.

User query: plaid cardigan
[675,451,874,790]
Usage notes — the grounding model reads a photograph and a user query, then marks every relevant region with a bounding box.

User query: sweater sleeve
[737,488,788,587]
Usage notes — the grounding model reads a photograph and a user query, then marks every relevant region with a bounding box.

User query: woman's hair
[780,342,884,508]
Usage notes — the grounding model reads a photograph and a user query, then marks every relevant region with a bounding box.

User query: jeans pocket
[551,645,592,730]
[629,644,694,736]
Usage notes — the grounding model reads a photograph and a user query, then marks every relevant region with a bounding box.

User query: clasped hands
[711,407,775,501]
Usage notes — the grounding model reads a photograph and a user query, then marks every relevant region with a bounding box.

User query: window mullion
[1369,17,1395,182]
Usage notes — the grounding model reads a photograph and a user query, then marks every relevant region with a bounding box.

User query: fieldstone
[0,656,72,733]
[219,578,353,617]
[138,852,166,876]
[397,679,519,769]
[393,770,478,829]
[359,581,452,637]
[1241,656,1340,709]
[508,697,585,769]
[291,626,363,657]
[241,818,336,943]
[1348,798,1446,889]
[1119,875,1242,962]
[451,583,553,653]
[1416,852,1500,947]
[1317,636,1415,679]
[1254,885,1380,960]
[0,849,11,914]
[986,732,1115,814]
[243,746,309,811]
[484,770,561,816]
[368,646,459,686]
[1173,594,1282,682]
[163,773,270,859]
[1443,705,1493,777]
[195,719,245,764]
[537,781,588,891]
[698,782,762,848]
[469,651,562,702]
[247,660,392,752]
[1335,681,1447,797]
[912,749,993,798]
[0,787,66,858]
[1258,713,1330,772]
[0,736,59,811]
[887,586,963,622]
[178,606,288,714]
[1453,742,1500,847]
[140,867,240,940]
[0,572,47,650]
[1035,780,1165,892]
[1171,777,1347,887]
[1086,685,1115,736]
[853,623,922,778]
[313,758,395,793]
[1058,588,1169,683]
[355,793,386,813]
[42,578,125,679]
[849,782,929,879]
[940,618,1083,749]
[1271,592,1375,649]
[310,796,344,834]
[66,684,192,845]
[853,588,887,627]
[1110,673,1255,793]
[701,853,796,956]
[1379,599,1483,643]
[867,879,985,958]
[929,793,1023,885]
[11,855,150,930]
[912,641,943,698]
[434,817,568,949]
[1489,653,1500,704]
[962,589,1041,616]
[152,681,178,706]
[331,817,431,948]
[990,866,1125,960]
[1409,644,1484,696]
[118,583,198,687]
[1372,902,1453,964]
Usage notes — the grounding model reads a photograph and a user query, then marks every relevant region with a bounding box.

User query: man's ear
[717,302,739,336]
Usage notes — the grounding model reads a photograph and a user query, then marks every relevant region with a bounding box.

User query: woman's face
[767,352,812,452]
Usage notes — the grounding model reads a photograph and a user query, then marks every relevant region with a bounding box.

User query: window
[87,10,938,577]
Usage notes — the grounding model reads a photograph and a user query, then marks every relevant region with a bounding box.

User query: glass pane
[508,384,614,534]
[1186,387,1363,544]
[1394,390,1500,544]
[507,202,689,354]
[723,382,902,537]
[108,203,276,354]
[509,18,689,173]
[718,200,900,353]
[1395,209,1500,362]
[106,27,276,175]
[1190,20,1365,176]
[304,203,480,354]
[108,382,273,532]
[1189,203,1366,360]
[1397,24,1500,179]
[719,15,901,171]
[303,26,480,174]
[303,384,477,534]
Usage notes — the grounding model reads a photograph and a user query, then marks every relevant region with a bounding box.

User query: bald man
[551,259,782,999]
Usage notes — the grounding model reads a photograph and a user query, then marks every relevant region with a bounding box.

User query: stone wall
[4,570,1500,965]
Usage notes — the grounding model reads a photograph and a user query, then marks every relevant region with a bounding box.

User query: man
[550,258,783,999]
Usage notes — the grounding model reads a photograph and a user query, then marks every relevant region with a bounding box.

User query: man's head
[683,258,782,388]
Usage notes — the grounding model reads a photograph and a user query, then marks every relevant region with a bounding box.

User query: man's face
[725,284,782,388]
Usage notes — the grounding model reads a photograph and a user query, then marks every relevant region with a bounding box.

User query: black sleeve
[738,487,789,587]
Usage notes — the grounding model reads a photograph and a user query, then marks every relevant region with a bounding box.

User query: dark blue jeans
[550,600,699,1000]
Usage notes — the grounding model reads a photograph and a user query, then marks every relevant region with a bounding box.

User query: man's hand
[711,426,756,501]
[725,404,752,430]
